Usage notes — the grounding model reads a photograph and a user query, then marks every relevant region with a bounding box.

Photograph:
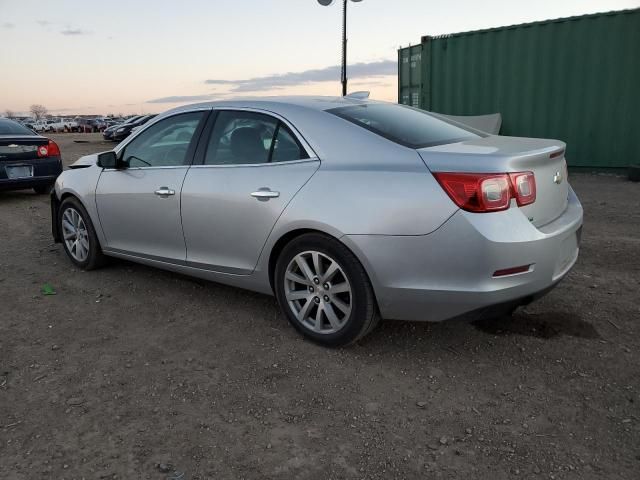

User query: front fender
[53,158,106,247]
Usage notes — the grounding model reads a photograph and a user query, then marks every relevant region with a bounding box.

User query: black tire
[33,184,53,194]
[58,197,106,270]
[274,233,380,347]
[629,165,640,182]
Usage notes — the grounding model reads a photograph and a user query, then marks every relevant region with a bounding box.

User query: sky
[1,0,638,116]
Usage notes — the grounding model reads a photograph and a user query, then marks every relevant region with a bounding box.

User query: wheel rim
[284,251,352,334]
[61,207,90,262]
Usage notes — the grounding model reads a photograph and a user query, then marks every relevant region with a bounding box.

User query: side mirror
[97,151,119,169]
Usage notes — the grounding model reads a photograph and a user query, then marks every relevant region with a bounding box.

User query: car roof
[166,95,378,116]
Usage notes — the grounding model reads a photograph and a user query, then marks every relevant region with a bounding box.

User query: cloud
[2,22,15,29]
[204,80,237,86]
[146,94,216,104]
[49,106,94,112]
[37,20,52,27]
[350,79,393,87]
[61,28,90,36]
[204,59,396,93]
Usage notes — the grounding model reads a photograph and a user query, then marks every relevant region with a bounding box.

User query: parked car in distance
[111,114,156,142]
[102,115,142,141]
[45,118,77,133]
[51,97,583,346]
[75,117,106,133]
[23,120,48,132]
[0,118,62,193]
[91,118,108,132]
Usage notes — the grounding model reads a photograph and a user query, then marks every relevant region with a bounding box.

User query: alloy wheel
[284,251,352,334]
[61,207,90,263]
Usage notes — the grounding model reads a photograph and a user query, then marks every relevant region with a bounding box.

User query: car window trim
[194,107,317,166]
[114,110,211,169]
[188,157,319,170]
[192,110,219,166]
[267,122,280,162]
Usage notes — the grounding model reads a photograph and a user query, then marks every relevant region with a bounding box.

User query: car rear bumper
[0,157,62,191]
[345,186,583,322]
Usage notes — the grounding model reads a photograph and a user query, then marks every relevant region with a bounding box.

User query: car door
[95,110,207,262]
[181,109,320,274]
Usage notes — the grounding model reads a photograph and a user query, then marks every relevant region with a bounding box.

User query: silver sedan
[51,97,583,346]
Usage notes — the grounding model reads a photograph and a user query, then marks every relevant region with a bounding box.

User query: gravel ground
[1,133,638,479]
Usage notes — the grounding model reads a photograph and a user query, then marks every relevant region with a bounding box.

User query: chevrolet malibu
[50,97,583,346]
[1,118,62,193]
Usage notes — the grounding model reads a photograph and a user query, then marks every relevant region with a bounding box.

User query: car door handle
[251,189,280,200]
[154,187,176,197]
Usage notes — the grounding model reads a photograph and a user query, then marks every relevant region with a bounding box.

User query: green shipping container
[398,9,640,168]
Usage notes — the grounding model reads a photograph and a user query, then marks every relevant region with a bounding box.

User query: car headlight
[116,127,125,133]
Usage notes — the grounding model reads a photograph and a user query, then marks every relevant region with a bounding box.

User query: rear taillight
[508,172,536,206]
[433,171,536,213]
[48,140,61,156]
[36,140,61,158]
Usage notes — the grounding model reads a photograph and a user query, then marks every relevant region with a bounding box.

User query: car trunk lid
[0,135,49,162]
[418,135,569,227]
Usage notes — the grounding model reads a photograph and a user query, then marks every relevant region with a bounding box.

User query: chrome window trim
[112,106,318,170]
[101,165,191,172]
[188,157,319,169]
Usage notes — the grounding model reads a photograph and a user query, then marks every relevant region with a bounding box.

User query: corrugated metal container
[398,9,640,168]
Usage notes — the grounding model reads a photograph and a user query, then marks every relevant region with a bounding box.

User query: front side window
[121,112,204,168]
[204,110,308,165]
[327,103,483,149]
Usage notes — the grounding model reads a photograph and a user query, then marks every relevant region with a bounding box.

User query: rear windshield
[327,103,483,149]
[0,119,36,136]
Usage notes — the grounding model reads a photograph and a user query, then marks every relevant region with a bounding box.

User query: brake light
[550,149,565,159]
[47,140,61,156]
[433,171,536,213]
[36,140,61,158]
[508,172,536,206]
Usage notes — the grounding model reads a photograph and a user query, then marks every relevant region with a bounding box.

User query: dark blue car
[0,118,62,194]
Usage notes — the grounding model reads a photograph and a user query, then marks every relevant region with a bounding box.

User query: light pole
[317,0,363,96]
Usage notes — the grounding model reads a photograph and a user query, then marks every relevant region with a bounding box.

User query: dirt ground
[1,133,638,479]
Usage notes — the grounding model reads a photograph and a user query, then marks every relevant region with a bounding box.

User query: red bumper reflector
[493,265,531,277]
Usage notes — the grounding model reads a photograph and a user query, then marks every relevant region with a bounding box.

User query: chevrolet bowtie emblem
[553,171,563,184]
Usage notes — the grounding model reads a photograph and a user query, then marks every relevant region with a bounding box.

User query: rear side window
[0,119,36,135]
[204,110,309,165]
[327,103,483,149]
[271,124,307,163]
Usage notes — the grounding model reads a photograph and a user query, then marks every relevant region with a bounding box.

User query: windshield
[0,118,37,135]
[327,103,483,149]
